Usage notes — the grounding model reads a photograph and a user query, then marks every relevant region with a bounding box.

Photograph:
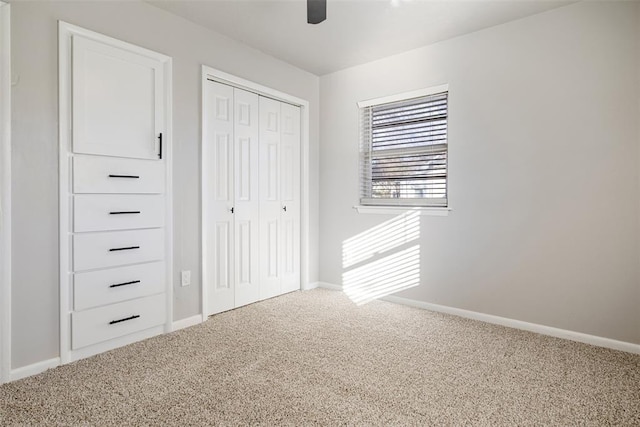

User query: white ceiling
[149,0,573,76]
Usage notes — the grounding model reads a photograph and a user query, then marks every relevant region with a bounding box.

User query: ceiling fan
[307,0,327,24]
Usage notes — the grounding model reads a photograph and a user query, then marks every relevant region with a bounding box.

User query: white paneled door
[258,99,301,299]
[258,97,282,300]
[233,88,261,308]
[205,81,236,314]
[204,79,301,316]
[279,103,301,294]
[205,82,262,315]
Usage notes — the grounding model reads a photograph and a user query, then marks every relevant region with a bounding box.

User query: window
[359,86,448,207]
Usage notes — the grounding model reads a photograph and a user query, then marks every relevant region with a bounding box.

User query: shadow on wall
[342,211,420,305]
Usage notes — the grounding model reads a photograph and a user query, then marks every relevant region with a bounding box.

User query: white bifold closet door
[205,82,260,315]
[259,98,301,299]
[233,89,261,307]
[279,103,301,294]
[204,80,300,316]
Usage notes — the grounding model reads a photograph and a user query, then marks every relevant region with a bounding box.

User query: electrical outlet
[181,270,191,287]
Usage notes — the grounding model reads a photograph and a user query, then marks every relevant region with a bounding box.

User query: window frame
[357,84,450,211]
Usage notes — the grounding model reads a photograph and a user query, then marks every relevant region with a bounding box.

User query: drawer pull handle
[109,211,141,215]
[108,174,140,179]
[109,280,141,288]
[109,315,140,325]
[109,246,140,252]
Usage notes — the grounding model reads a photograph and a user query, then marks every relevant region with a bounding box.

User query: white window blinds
[359,90,448,207]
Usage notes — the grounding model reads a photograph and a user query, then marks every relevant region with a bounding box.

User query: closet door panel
[259,97,280,203]
[236,221,251,283]
[259,217,280,300]
[214,223,231,289]
[236,137,251,201]
[261,143,279,201]
[280,103,301,293]
[214,134,232,201]
[259,97,282,299]
[280,103,301,204]
[205,81,235,314]
[234,89,260,307]
[280,204,300,294]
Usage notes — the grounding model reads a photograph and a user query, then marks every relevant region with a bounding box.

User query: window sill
[353,205,451,216]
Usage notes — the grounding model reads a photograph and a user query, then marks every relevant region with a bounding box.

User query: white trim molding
[384,294,640,355]
[0,0,11,384]
[354,205,451,216]
[58,21,174,364]
[201,65,312,318]
[172,314,205,332]
[10,358,61,383]
[303,281,320,291]
[317,282,343,292]
[318,283,640,355]
[357,84,449,108]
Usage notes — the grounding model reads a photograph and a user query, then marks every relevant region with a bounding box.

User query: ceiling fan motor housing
[308,0,327,24]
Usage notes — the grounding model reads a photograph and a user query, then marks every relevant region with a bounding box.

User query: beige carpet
[1,289,639,426]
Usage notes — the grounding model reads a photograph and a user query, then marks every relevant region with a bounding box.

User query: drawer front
[74,194,165,232]
[72,293,166,350]
[73,229,164,271]
[73,155,164,194]
[74,261,165,311]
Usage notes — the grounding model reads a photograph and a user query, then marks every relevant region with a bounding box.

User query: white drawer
[73,155,164,194]
[73,229,164,271]
[74,261,165,311]
[71,293,166,350]
[74,194,164,232]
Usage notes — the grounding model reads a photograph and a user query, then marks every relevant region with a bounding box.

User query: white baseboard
[10,357,60,382]
[318,283,640,355]
[10,318,201,383]
[317,282,342,291]
[303,281,320,290]
[172,314,204,332]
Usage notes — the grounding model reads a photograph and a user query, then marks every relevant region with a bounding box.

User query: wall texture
[319,1,640,344]
[11,1,320,369]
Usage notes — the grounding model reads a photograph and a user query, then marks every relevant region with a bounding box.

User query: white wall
[0,0,11,383]
[319,1,640,344]
[11,1,319,369]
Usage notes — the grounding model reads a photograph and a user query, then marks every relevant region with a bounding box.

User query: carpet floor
[1,288,639,426]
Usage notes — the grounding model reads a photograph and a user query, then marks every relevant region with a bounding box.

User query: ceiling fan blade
[307,0,326,24]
